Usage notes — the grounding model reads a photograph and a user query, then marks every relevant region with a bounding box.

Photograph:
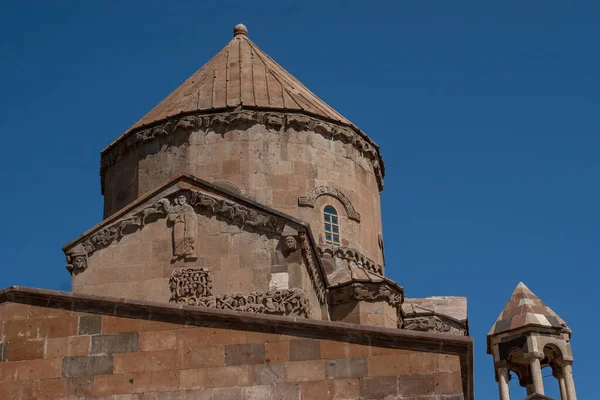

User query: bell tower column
[560,361,577,400]
[527,352,545,395]
[495,364,511,400]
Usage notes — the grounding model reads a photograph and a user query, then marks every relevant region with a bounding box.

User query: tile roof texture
[128,24,352,132]
[488,282,568,337]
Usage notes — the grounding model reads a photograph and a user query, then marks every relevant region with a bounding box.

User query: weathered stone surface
[78,315,102,335]
[224,343,265,366]
[62,355,114,377]
[91,332,139,354]
[326,357,368,379]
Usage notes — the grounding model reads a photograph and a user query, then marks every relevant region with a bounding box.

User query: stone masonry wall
[0,301,465,400]
[102,120,384,265]
[72,209,323,320]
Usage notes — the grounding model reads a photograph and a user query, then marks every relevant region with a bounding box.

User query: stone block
[326,358,368,379]
[17,358,62,380]
[434,371,463,394]
[345,342,371,358]
[359,376,398,399]
[290,339,320,361]
[0,303,30,321]
[300,380,333,400]
[265,340,290,363]
[62,355,113,377]
[139,330,177,352]
[78,315,102,335]
[212,387,243,400]
[242,385,271,400]
[38,378,68,399]
[184,346,225,369]
[253,363,285,385]
[397,374,435,396]
[271,382,301,400]
[133,370,180,392]
[438,354,461,373]
[408,351,438,374]
[92,373,135,395]
[285,359,326,382]
[319,340,346,359]
[101,316,179,333]
[331,378,360,399]
[91,332,139,354]
[203,365,253,388]
[67,376,94,397]
[368,354,409,376]
[46,336,90,359]
[177,327,246,349]
[7,338,44,361]
[114,350,179,373]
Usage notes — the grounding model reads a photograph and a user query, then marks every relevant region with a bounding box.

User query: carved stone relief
[101,110,385,193]
[318,245,384,276]
[65,188,287,274]
[403,315,468,336]
[168,268,311,318]
[329,282,404,308]
[298,232,327,303]
[298,186,361,223]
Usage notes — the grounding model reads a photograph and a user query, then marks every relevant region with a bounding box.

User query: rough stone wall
[72,211,322,319]
[102,121,384,265]
[0,302,465,400]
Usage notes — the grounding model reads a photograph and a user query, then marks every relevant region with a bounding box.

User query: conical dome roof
[128,24,352,132]
[488,282,568,337]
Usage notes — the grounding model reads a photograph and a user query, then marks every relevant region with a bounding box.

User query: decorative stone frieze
[168,268,311,318]
[298,186,361,223]
[403,315,468,336]
[318,245,384,275]
[329,281,404,308]
[65,188,287,274]
[100,110,385,193]
[298,232,328,303]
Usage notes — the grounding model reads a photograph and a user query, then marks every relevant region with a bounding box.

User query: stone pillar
[529,355,545,395]
[496,367,511,400]
[562,363,577,400]
[557,374,568,400]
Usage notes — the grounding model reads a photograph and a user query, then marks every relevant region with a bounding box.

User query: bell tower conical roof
[127,24,352,133]
[488,282,568,337]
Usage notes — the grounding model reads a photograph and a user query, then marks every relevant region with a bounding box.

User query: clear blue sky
[0,1,597,398]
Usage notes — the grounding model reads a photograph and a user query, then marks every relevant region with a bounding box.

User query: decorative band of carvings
[65,189,286,275]
[169,268,311,318]
[298,232,327,303]
[318,245,384,276]
[329,282,404,310]
[298,186,361,223]
[403,315,468,336]
[100,110,385,193]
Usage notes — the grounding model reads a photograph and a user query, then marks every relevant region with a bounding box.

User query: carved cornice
[298,186,361,223]
[318,245,383,275]
[329,281,404,312]
[65,188,287,275]
[168,268,311,318]
[100,110,385,193]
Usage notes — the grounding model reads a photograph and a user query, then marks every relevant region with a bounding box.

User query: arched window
[323,205,340,245]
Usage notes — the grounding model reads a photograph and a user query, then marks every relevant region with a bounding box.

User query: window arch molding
[297,186,361,222]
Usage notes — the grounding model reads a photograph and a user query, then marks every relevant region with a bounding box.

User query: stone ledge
[0,285,474,400]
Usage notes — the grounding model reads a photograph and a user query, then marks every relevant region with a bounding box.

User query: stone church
[0,24,576,399]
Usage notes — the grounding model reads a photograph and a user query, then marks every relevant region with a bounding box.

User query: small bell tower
[487,282,577,400]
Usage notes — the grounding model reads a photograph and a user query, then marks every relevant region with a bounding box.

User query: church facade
[0,24,576,400]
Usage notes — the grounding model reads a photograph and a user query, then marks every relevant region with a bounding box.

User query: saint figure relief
[160,194,197,261]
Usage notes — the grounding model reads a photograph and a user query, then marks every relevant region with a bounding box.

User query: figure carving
[168,268,311,318]
[298,186,361,223]
[283,235,298,252]
[163,194,197,261]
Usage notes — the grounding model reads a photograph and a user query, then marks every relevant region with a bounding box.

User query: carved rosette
[168,268,311,318]
[403,315,468,336]
[64,188,287,274]
[101,110,384,193]
[298,186,361,223]
[318,245,383,275]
